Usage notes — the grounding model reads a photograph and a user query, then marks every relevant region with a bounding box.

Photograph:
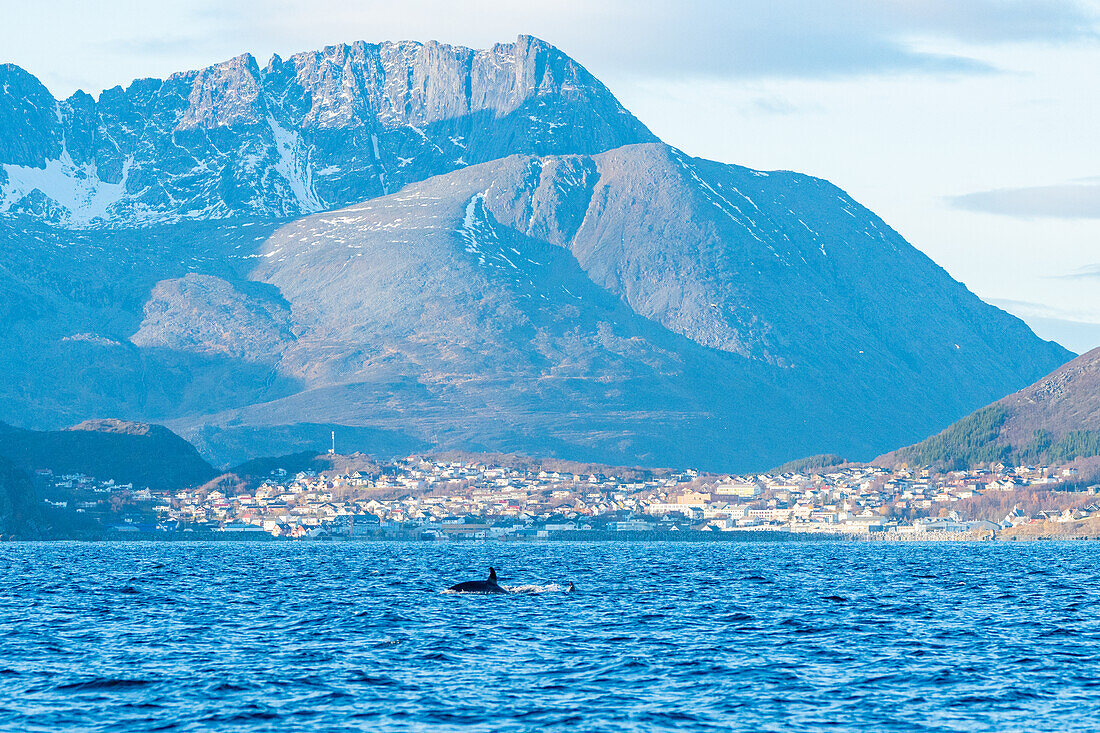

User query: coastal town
[33,455,1100,540]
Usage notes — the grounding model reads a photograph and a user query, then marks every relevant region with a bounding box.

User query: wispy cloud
[988,296,1100,323]
[883,0,1100,43]
[194,0,1100,81]
[949,181,1100,219]
[988,296,1100,353]
[7,0,1099,100]
[1055,264,1100,280]
[748,96,806,115]
[101,36,221,58]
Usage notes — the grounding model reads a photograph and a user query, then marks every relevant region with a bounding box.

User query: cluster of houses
[35,456,1100,539]
[38,472,151,510]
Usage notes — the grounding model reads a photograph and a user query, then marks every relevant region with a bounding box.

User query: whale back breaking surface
[447,566,506,594]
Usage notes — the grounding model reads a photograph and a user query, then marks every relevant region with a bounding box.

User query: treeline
[1047,431,1100,464]
[770,454,847,474]
[897,405,1009,471]
[0,459,43,538]
[898,405,1100,471]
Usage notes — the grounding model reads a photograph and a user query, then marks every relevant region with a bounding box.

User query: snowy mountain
[0,36,652,226]
[0,37,1075,470]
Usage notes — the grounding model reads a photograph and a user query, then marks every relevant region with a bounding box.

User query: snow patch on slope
[457,192,493,264]
[61,332,123,347]
[267,115,323,213]
[456,191,549,298]
[0,147,131,226]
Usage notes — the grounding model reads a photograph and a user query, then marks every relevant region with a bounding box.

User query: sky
[1,0,1098,352]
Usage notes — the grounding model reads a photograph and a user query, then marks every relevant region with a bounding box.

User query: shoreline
[5,529,1100,543]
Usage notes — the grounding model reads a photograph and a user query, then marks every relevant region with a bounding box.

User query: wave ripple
[2,541,1100,731]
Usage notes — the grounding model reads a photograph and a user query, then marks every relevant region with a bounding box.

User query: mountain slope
[154,143,1068,468]
[0,36,654,226]
[878,347,1100,469]
[482,144,1064,385]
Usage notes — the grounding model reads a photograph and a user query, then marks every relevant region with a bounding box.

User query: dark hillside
[0,420,216,489]
[0,458,42,538]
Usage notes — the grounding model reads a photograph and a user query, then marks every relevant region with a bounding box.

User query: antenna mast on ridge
[329,430,335,455]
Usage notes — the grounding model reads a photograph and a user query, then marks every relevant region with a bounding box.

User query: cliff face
[0,37,654,226]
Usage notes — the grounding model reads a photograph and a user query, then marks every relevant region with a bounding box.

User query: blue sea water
[3,541,1100,732]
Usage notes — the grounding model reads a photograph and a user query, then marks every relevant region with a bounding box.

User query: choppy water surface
[3,541,1100,732]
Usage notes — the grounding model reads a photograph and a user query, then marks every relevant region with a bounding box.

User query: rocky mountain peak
[178,52,266,130]
[0,63,62,167]
[0,36,654,227]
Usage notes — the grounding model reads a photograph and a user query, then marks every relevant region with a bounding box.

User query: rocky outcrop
[131,274,295,363]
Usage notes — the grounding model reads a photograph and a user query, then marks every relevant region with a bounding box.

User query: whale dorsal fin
[488,567,497,583]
